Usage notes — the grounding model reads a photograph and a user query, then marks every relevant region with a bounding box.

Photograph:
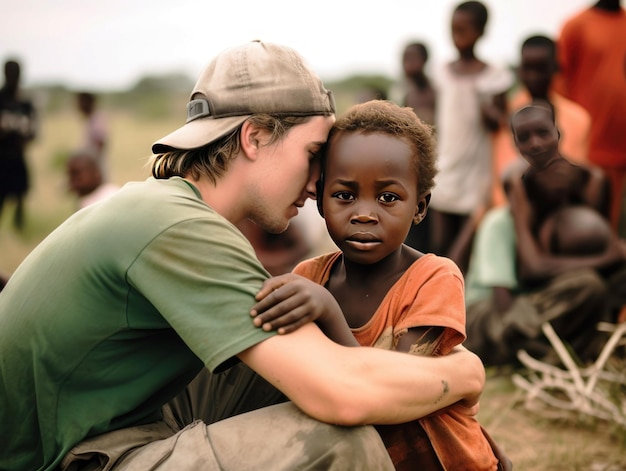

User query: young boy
[463,104,626,367]
[508,104,612,257]
[428,1,513,273]
[401,41,436,127]
[254,100,507,470]
[491,34,591,207]
[400,41,436,253]
[66,150,119,210]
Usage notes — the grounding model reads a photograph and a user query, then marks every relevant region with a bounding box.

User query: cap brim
[152,115,250,154]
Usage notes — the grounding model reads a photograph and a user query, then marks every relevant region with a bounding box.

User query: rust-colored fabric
[294,252,499,470]
[491,88,591,208]
[554,7,626,230]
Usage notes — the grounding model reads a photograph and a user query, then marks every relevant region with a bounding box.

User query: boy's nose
[350,204,379,223]
[529,135,543,150]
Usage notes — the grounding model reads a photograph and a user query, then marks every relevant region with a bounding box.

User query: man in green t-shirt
[0,41,486,471]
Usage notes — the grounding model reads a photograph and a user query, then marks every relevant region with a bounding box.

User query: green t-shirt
[464,206,520,306]
[0,177,276,471]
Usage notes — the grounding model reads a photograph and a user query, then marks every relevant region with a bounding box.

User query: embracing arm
[238,324,484,426]
[508,175,625,284]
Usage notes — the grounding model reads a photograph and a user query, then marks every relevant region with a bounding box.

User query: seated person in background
[464,105,626,367]
[508,103,611,259]
[66,150,119,210]
[490,34,591,208]
[255,100,509,471]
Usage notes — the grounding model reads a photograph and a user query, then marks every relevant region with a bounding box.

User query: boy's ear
[239,120,262,161]
[413,192,431,225]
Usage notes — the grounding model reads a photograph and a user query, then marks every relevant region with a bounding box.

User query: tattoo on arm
[434,380,450,404]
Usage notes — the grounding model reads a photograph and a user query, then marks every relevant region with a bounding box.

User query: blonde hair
[150,114,310,184]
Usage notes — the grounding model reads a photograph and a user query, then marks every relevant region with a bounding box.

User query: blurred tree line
[27,72,396,119]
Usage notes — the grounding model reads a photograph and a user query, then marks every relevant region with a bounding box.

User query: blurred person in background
[66,150,119,210]
[491,34,591,208]
[427,1,513,275]
[0,59,36,231]
[554,0,626,235]
[399,40,437,254]
[76,91,109,179]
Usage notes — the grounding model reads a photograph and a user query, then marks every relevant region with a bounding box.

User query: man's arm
[238,323,485,426]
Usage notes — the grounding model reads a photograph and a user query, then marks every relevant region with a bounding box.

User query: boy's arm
[238,323,485,426]
[508,175,625,284]
[396,327,445,356]
[583,166,612,218]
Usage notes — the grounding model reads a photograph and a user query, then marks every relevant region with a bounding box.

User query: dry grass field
[1,106,625,470]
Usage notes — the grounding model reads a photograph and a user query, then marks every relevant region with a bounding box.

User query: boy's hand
[252,274,359,345]
[252,274,341,334]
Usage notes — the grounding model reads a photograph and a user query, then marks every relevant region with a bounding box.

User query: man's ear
[413,192,431,224]
[239,120,263,161]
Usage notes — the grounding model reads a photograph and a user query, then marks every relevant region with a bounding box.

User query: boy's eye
[332,191,354,201]
[378,193,399,203]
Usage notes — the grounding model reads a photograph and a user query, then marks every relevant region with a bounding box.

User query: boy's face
[451,10,482,53]
[520,46,555,98]
[67,157,101,197]
[321,131,424,265]
[403,46,426,79]
[512,108,559,169]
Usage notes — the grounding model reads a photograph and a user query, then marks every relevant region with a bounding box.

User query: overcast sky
[1,0,592,91]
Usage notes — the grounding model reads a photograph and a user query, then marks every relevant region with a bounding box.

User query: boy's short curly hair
[327,100,438,196]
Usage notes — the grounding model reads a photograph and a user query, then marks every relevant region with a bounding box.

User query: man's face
[520,46,555,99]
[248,115,334,234]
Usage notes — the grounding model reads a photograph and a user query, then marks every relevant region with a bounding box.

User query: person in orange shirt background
[554,0,626,235]
[491,34,591,208]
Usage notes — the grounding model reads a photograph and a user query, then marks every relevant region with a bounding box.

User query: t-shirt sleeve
[392,256,466,355]
[127,217,276,373]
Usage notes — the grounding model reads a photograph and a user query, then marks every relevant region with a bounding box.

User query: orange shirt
[294,252,498,471]
[491,88,591,207]
[554,7,626,169]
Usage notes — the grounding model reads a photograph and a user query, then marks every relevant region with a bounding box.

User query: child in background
[428,0,513,274]
[508,104,612,258]
[463,104,625,367]
[400,41,437,254]
[258,100,507,470]
[491,34,591,208]
[401,41,436,127]
[66,150,119,210]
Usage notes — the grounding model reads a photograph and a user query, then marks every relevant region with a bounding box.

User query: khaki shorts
[61,402,394,471]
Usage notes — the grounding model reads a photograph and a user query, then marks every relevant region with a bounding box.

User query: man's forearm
[239,324,484,426]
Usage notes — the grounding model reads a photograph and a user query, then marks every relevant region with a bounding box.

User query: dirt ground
[478,368,626,470]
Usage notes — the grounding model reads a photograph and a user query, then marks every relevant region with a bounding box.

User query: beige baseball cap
[152,40,335,153]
